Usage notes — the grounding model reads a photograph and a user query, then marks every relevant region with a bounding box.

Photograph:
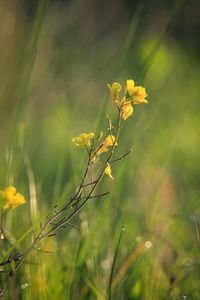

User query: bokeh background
[0,0,199,299]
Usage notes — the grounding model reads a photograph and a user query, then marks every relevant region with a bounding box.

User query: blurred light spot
[101,259,110,270]
[81,219,89,235]
[86,257,94,270]
[21,283,28,290]
[145,241,152,249]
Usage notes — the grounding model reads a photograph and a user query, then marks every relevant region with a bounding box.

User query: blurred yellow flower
[125,79,148,104]
[132,86,148,104]
[108,82,122,104]
[103,135,117,147]
[96,135,117,156]
[125,79,135,97]
[72,133,95,148]
[0,186,25,209]
[104,163,113,179]
[121,100,133,120]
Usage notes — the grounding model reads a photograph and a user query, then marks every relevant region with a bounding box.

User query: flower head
[103,135,117,147]
[125,79,135,98]
[121,100,134,120]
[0,186,25,209]
[96,135,117,156]
[72,133,95,148]
[132,86,148,104]
[104,163,113,179]
[108,82,122,104]
[125,79,148,104]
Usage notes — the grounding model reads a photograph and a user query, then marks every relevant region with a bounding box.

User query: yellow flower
[132,86,148,104]
[125,79,148,104]
[108,82,122,104]
[72,133,95,148]
[96,145,108,156]
[121,100,134,120]
[0,186,25,209]
[104,163,113,179]
[125,79,135,97]
[96,135,117,156]
[103,134,117,147]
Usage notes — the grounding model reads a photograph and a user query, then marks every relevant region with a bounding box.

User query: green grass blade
[137,0,186,81]
[9,0,49,142]
[107,226,125,300]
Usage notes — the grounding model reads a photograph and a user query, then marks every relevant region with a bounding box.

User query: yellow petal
[125,79,135,96]
[108,82,122,95]
[132,86,148,104]
[104,163,114,179]
[9,193,26,209]
[87,133,95,139]
[1,186,26,209]
[103,135,117,147]
[4,186,16,198]
[72,132,95,148]
[121,101,134,120]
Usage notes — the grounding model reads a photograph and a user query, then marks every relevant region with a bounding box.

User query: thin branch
[82,180,98,187]
[0,105,123,293]
[72,192,110,201]
[42,111,122,238]
[33,246,53,254]
[110,149,132,163]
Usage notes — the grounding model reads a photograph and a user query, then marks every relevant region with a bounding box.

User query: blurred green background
[0,0,199,299]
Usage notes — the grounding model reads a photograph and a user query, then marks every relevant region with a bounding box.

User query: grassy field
[0,0,199,299]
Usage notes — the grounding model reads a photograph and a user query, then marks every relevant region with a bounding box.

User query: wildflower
[103,134,117,147]
[108,82,122,104]
[132,86,148,104]
[0,186,25,209]
[72,133,95,148]
[125,79,148,104]
[104,163,113,179]
[121,100,133,120]
[96,134,117,156]
[125,79,135,98]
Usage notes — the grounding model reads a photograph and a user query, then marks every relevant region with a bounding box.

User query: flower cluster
[72,79,148,179]
[108,79,148,120]
[0,186,25,209]
[72,133,95,148]
[72,132,116,178]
